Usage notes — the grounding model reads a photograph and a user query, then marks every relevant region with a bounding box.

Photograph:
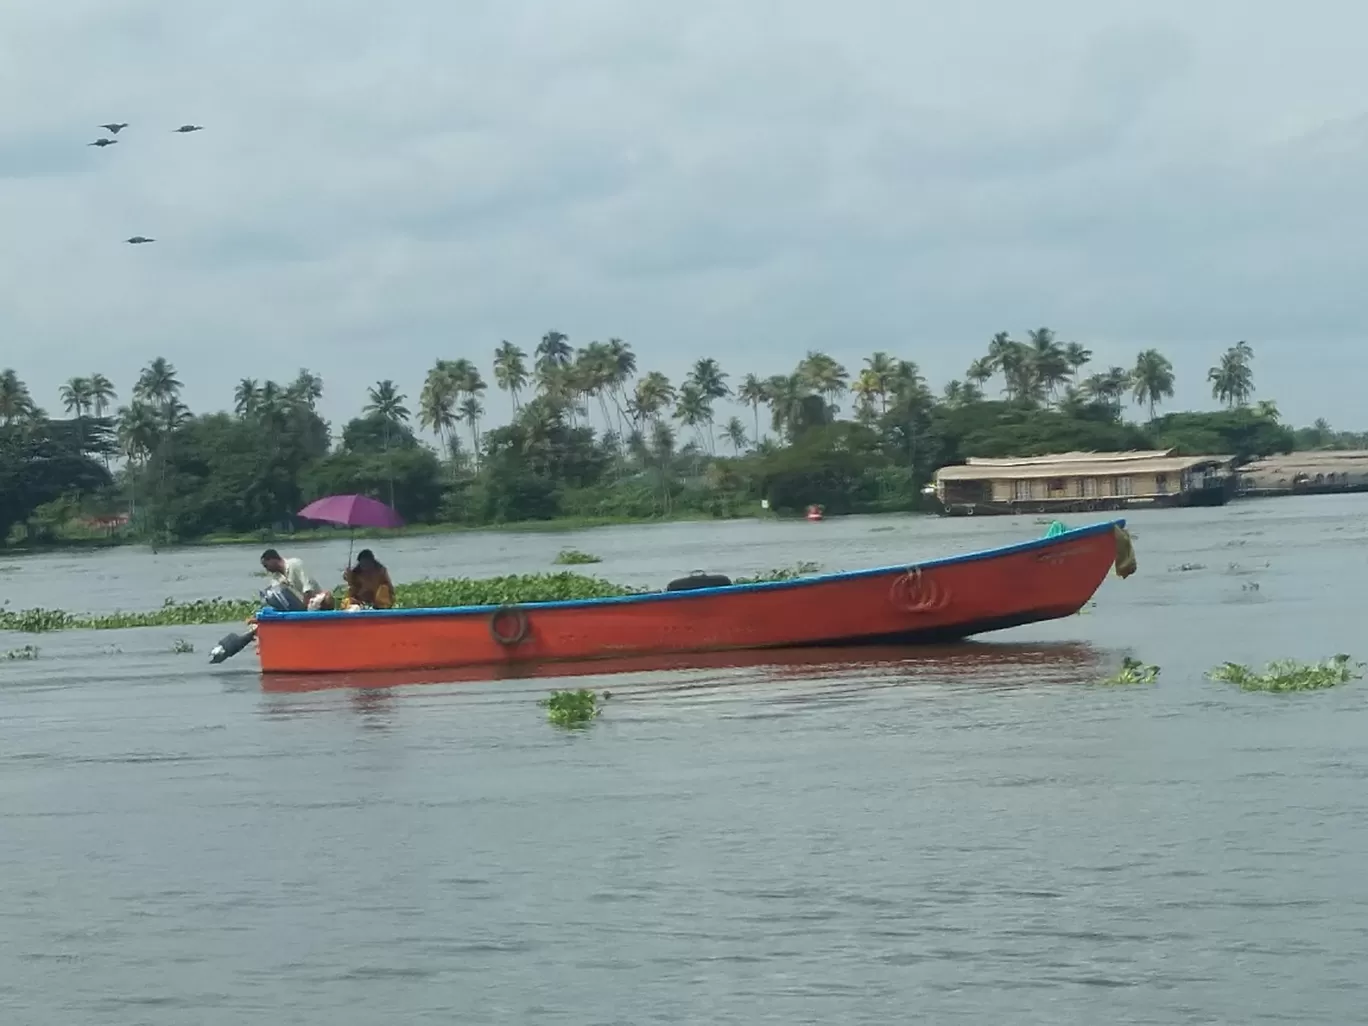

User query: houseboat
[1236,450,1368,498]
[929,449,1235,517]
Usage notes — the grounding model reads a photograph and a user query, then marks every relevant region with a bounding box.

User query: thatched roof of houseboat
[936,450,1233,482]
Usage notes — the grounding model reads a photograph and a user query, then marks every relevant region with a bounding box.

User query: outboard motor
[209,628,256,664]
[260,583,306,612]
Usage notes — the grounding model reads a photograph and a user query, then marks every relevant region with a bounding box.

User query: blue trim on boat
[256,519,1124,623]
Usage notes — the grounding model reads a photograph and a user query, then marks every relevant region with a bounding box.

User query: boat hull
[254,521,1129,674]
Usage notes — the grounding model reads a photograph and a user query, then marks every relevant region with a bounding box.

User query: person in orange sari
[342,549,396,610]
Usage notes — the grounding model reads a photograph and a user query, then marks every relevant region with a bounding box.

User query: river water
[3,498,1368,1024]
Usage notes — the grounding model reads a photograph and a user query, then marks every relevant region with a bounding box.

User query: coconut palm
[59,377,93,418]
[861,352,896,413]
[364,379,409,506]
[736,372,767,443]
[764,373,811,442]
[286,368,323,410]
[632,371,675,427]
[720,416,748,454]
[493,341,529,410]
[673,383,711,451]
[459,395,484,461]
[853,369,883,421]
[1064,342,1093,380]
[134,357,181,410]
[234,379,261,417]
[797,351,848,407]
[418,362,457,456]
[1131,349,1176,420]
[1209,341,1254,408]
[0,369,35,424]
[88,373,117,420]
[535,331,572,377]
[1027,328,1070,401]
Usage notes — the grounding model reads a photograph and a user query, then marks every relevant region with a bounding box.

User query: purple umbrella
[297,494,404,564]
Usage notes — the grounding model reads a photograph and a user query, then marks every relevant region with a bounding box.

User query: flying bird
[99,123,128,134]
[88,138,118,147]
[173,124,203,133]
[125,236,156,244]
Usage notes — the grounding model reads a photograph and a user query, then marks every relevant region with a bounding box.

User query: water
[3,497,1368,1024]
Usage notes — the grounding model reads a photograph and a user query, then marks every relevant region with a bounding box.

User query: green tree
[1131,349,1176,420]
[493,341,529,410]
[0,369,35,425]
[1209,341,1255,408]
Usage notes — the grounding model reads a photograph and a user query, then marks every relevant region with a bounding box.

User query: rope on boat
[891,566,951,613]
[489,606,530,645]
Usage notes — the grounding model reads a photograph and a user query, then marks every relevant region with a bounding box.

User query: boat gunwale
[254,518,1124,624]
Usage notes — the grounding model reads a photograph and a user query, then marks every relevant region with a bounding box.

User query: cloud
[1,0,1366,430]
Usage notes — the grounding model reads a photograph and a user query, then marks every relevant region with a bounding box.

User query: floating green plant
[2,645,39,661]
[170,638,195,654]
[1101,657,1159,685]
[539,688,606,727]
[735,561,821,584]
[1208,655,1363,693]
[552,548,603,566]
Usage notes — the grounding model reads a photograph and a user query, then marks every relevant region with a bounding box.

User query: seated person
[342,549,395,610]
[260,548,335,611]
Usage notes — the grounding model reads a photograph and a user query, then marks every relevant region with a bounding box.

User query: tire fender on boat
[889,567,951,613]
[489,605,530,646]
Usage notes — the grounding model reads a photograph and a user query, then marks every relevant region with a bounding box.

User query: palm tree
[59,376,93,418]
[797,351,848,408]
[673,383,710,451]
[736,372,767,443]
[116,401,161,519]
[632,372,675,428]
[1209,341,1254,408]
[0,369,35,425]
[364,380,410,507]
[1255,399,1280,422]
[605,338,637,435]
[720,416,748,454]
[1027,328,1070,401]
[59,377,94,449]
[863,352,897,413]
[853,369,883,421]
[287,369,323,410]
[493,341,529,411]
[764,373,811,442]
[134,357,181,407]
[687,358,730,401]
[418,362,457,457]
[1131,349,1176,420]
[1064,341,1093,380]
[535,331,572,377]
[233,379,261,417]
[459,395,484,461]
[965,358,994,394]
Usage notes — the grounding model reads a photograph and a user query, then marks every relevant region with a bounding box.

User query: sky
[1,0,1364,434]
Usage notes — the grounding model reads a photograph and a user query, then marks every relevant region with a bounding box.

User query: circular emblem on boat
[489,606,530,646]
[889,567,951,613]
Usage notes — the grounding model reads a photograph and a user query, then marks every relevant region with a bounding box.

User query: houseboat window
[1014,479,1031,501]
[1117,476,1133,496]
[1048,478,1065,495]
[1155,474,1168,493]
[1083,477,1098,497]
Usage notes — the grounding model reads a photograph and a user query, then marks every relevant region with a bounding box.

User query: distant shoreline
[1,510,798,556]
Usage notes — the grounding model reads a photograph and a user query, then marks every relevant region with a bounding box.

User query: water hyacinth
[539,689,606,727]
[1102,657,1160,685]
[2,645,39,660]
[1207,655,1364,693]
[552,548,602,565]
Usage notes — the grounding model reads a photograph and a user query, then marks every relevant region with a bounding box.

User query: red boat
[252,520,1136,675]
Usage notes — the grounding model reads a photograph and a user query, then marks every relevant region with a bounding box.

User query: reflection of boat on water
[261,639,1105,693]
[251,520,1135,676]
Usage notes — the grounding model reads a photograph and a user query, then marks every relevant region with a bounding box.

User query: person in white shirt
[260,548,335,611]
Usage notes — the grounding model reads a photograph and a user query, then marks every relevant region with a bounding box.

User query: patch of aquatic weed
[552,548,603,566]
[735,562,822,584]
[1207,655,1363,693]
[2,645,39,661]
[539,688,609,728]
[1099,657,1159,685]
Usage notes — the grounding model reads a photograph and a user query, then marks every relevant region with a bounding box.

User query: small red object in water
[806,504,824,521]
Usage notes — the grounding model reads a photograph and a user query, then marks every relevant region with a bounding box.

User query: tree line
[0,331,1333,545]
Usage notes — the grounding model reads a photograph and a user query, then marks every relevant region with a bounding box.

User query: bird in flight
[125,237,156,244]
[99,123,128,134]
[89,138,118,147]
[173,124,203,133]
